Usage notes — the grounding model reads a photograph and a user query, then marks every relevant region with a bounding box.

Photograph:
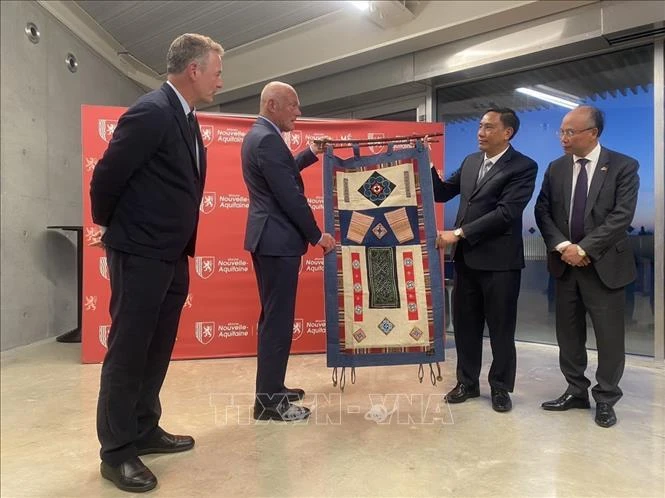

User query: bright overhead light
[515,87,579,110]
[349,1,370,11]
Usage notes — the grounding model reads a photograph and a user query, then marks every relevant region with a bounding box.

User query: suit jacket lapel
[470,146,513,197]
[562,156,574,221]
[584,147,609,218]
[463,153,484,199]
[162,83,198,173]
[257,118,300,175]
[195,125,205,183]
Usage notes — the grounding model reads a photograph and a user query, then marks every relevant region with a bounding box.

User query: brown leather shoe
[444,382,480,404]
[100,456,157,493]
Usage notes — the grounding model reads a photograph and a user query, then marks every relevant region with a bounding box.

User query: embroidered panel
[323,142,445,367]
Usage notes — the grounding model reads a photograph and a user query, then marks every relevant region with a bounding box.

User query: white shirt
[555,142,602,253]
[258,115,282,136]
[482,146,510,174]
[166,80,192,115]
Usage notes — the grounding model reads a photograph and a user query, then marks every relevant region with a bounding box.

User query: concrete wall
[0,1,145,350]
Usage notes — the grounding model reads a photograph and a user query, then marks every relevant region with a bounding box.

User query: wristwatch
[453,228,463,238]
[577,247,586,257]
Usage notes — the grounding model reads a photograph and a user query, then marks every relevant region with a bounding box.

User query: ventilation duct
[601,1,665,46]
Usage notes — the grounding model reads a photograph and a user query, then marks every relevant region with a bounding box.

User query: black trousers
[453,261,521,392]
[251,254,300,407]
[97,248,188,466]
[555,265,625,405]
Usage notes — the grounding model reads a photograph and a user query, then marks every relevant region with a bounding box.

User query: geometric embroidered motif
[357,171,396,206]
[371,222,388,239]
[409,326,423,341]
[378,317,395,335]
[353,328,367,343]
[366,247,400,308]
[384,207,414,243]
[323,143,446,369]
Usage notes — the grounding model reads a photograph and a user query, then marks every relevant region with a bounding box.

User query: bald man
[535,105,639,428]
[241,82,335,422]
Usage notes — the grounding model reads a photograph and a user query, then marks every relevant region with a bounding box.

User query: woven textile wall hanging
[323,140,445,387]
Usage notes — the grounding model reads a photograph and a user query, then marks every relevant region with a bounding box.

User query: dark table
[47,225,83,343]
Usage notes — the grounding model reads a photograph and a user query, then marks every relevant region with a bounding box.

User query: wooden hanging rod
[312,133,443,149]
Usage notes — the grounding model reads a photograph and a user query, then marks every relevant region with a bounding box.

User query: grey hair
[166,33,224,74]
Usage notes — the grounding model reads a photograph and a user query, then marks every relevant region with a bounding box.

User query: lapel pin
[600,166,608,171]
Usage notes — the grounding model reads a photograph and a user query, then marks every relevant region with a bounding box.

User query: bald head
[564,106,604,136]
[560,105,604,157]
[259,81,301,132]
[260,82,295,111]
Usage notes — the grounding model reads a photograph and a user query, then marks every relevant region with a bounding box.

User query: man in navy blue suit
[432,108,537,413]
[90,34,223,492]
[241,81,335,422]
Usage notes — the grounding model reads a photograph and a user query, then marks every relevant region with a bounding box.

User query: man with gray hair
[90,33,223,492]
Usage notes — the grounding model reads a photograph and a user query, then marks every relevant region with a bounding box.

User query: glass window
[436,44,655,356]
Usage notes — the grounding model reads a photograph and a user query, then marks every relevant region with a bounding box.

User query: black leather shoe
[541,393,590,411]
[136,431,195,456]
[254,400,311,421]
[100,457,157,493]
[444,382,480,404]
[282,387,305,402]
[491,388,512,412]
[595,402,617,428]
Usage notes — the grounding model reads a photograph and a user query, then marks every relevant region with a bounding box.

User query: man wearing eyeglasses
[535,105,639,428]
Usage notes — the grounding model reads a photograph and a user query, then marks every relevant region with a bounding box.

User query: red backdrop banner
[81,105,444,363]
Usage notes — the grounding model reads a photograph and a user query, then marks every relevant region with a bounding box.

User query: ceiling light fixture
[349,1,370,12]
[515,87,579,110]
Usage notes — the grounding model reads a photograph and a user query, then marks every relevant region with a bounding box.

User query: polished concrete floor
[1,339,663,497]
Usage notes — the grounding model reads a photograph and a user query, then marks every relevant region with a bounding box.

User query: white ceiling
[75,0,347,74]
[50,0,663,118]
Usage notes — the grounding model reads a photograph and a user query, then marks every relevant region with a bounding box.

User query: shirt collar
[484,145,510,164]
[573,142,601,165]
[258,115,282,135]
[166,80,193,116]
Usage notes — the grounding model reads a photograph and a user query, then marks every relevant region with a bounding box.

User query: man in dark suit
[90,34,223,492]
[535,106,639,428]
[241,81,335,422]
[433,108,537,412]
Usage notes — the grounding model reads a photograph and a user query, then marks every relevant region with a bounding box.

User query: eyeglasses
[557,127,596,138]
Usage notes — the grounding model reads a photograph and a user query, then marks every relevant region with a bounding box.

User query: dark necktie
[570,158,589,243]
[187,111,200,172]
[187,111,198,141]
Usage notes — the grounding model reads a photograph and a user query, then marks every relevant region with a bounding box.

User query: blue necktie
[570,158,589,243]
